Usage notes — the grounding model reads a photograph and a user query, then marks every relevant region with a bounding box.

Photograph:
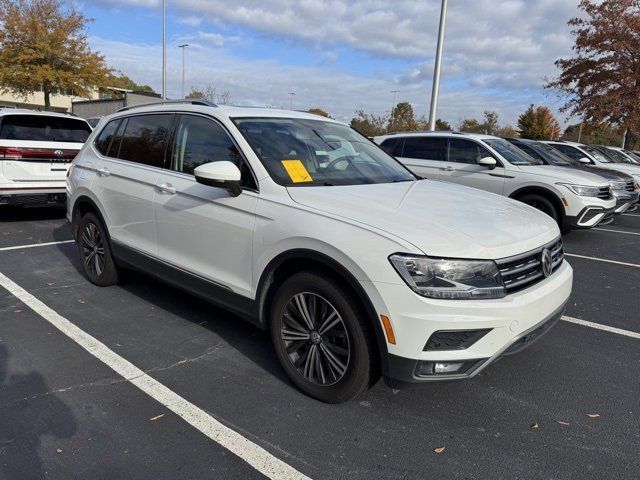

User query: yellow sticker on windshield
[281,160,313,183]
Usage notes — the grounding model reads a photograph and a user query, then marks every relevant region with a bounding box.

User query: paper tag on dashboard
[281,160,313,183]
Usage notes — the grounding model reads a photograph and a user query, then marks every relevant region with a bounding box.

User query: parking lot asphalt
[1,207,638,480]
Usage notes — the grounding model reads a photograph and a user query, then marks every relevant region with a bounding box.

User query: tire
[269,271,377,403]
[76,212,120,286]
[518,194,560,224]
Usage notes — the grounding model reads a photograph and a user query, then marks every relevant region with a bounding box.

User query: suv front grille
[597,186,612,199]
[626,180,636,192]
[496,238,564,294]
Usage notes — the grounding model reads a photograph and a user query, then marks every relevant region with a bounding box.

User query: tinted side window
[171,115,257,189]
[118,114,173,167]
[380,138,403,156]
[94,120,121,156]
[402,137,446,161]
[514,142,543,161]
[448,139,494,164]
[554,144,583,161]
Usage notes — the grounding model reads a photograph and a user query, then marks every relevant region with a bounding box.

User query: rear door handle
[156,183,176,195]
[97,167,110,177]
[440,165,454,171]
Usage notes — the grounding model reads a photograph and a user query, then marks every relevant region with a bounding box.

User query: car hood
[516,165,611,184]
[287,180,559,259]
[597,162,640,177]
[569,165,633,181]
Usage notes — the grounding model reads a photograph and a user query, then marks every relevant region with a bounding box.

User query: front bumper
[612,190,639,214]
[367,260,573,384]
[563,193,616,229]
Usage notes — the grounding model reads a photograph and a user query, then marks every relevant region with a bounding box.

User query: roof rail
[117,99,218,113]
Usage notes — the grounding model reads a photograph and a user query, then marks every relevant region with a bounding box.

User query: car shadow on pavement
[0,344,78,479]
[53,241,291,387]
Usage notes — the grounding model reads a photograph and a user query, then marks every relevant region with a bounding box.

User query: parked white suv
[0,109,92,207]
[67,101,572,402]
[375,132,616,231]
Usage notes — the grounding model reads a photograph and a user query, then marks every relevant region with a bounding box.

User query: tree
[108,72,155,94]
[350,110,388,137]
[546,0,640,136]
[435,118,452,131]
[495,125,518,138]
[458,118,484,133]
[187,85,231,104]
[517,104,562,140]
[482,111,500,135]
[308,108,332,118]
[0,0,111,110]
[389,102,418,132]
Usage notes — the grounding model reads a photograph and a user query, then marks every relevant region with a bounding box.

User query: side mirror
[194,161,242,197]
[578,157,591,164]
[478,156,497,170]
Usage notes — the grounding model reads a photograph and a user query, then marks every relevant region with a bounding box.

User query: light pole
[178,44,189,98]
[289,91,296,110]
[428,0,448,131]
[388,90,400,133]
[162,0,167,99]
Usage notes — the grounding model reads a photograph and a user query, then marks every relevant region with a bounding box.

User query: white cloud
[90,0,583,126]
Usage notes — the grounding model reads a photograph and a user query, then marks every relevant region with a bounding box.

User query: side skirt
[111,241,262,328]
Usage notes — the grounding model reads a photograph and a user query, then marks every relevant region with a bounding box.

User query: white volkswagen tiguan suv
[67,101,572,403]
[375,132,616,231]
[0,109,92,207]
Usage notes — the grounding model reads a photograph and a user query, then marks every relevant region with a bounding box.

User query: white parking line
[561,316,640,339]
[0,239,74,252]
[565,253,640,268]
[593,228,640,236]
[0,272,311,480]
[622,213,640,217]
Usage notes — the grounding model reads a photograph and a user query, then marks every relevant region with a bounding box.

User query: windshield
[0,114,91,142]
[582,146,615,163]
[232,117,416,186]
[529,142,576,166]
[484,139,542,165]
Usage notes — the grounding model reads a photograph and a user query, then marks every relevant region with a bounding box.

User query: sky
[76,0,583,128]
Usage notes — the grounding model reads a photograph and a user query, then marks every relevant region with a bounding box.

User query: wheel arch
[256,249,390,378]
[509,186,566,222]
[71,195,109,241]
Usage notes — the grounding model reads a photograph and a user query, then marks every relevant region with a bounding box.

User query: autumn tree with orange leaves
[547,0,640,136]
[517,105,562,140]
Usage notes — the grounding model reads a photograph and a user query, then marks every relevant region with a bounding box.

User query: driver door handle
[156,183,176,195]
[97,167,110,177]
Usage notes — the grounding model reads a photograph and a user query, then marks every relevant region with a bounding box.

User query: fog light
[415,359,486,378]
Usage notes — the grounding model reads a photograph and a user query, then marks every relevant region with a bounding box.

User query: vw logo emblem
[54,150,64,158]
[541,248,553,278]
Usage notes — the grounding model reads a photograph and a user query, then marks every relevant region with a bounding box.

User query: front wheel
[269,272,377,403]
[519,194,560,225]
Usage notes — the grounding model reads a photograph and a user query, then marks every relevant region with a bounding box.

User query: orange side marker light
[380,315,396,345]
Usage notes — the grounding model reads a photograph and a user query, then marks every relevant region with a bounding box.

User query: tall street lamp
[179,44,189,98]
[428,0,448,131]
[162,0,167,99]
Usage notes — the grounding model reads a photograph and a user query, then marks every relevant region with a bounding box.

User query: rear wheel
[269,272,376,403]
[519,194,560,224]
[77,212,119,286]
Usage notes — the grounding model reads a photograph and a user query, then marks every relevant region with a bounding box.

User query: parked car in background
[507,138,638,215]
[374,131,616,231]
[0,109,92,207]
[544,140,640,189]
[606,146,640,164]
[67,100,573,402]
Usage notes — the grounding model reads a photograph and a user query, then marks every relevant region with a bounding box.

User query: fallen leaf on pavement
[149,413,165,421]
[433,447,445,454]
[56,448,63,454]
[557,421,570,426]
[531,423,539,429]
[586,413,600,418]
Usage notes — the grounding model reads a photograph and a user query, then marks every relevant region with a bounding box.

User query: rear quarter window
[0,115,92,142]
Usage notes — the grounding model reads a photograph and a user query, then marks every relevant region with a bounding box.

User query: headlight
[558,183,603,197]
[389,254,506,300]
[609,180,626,191]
